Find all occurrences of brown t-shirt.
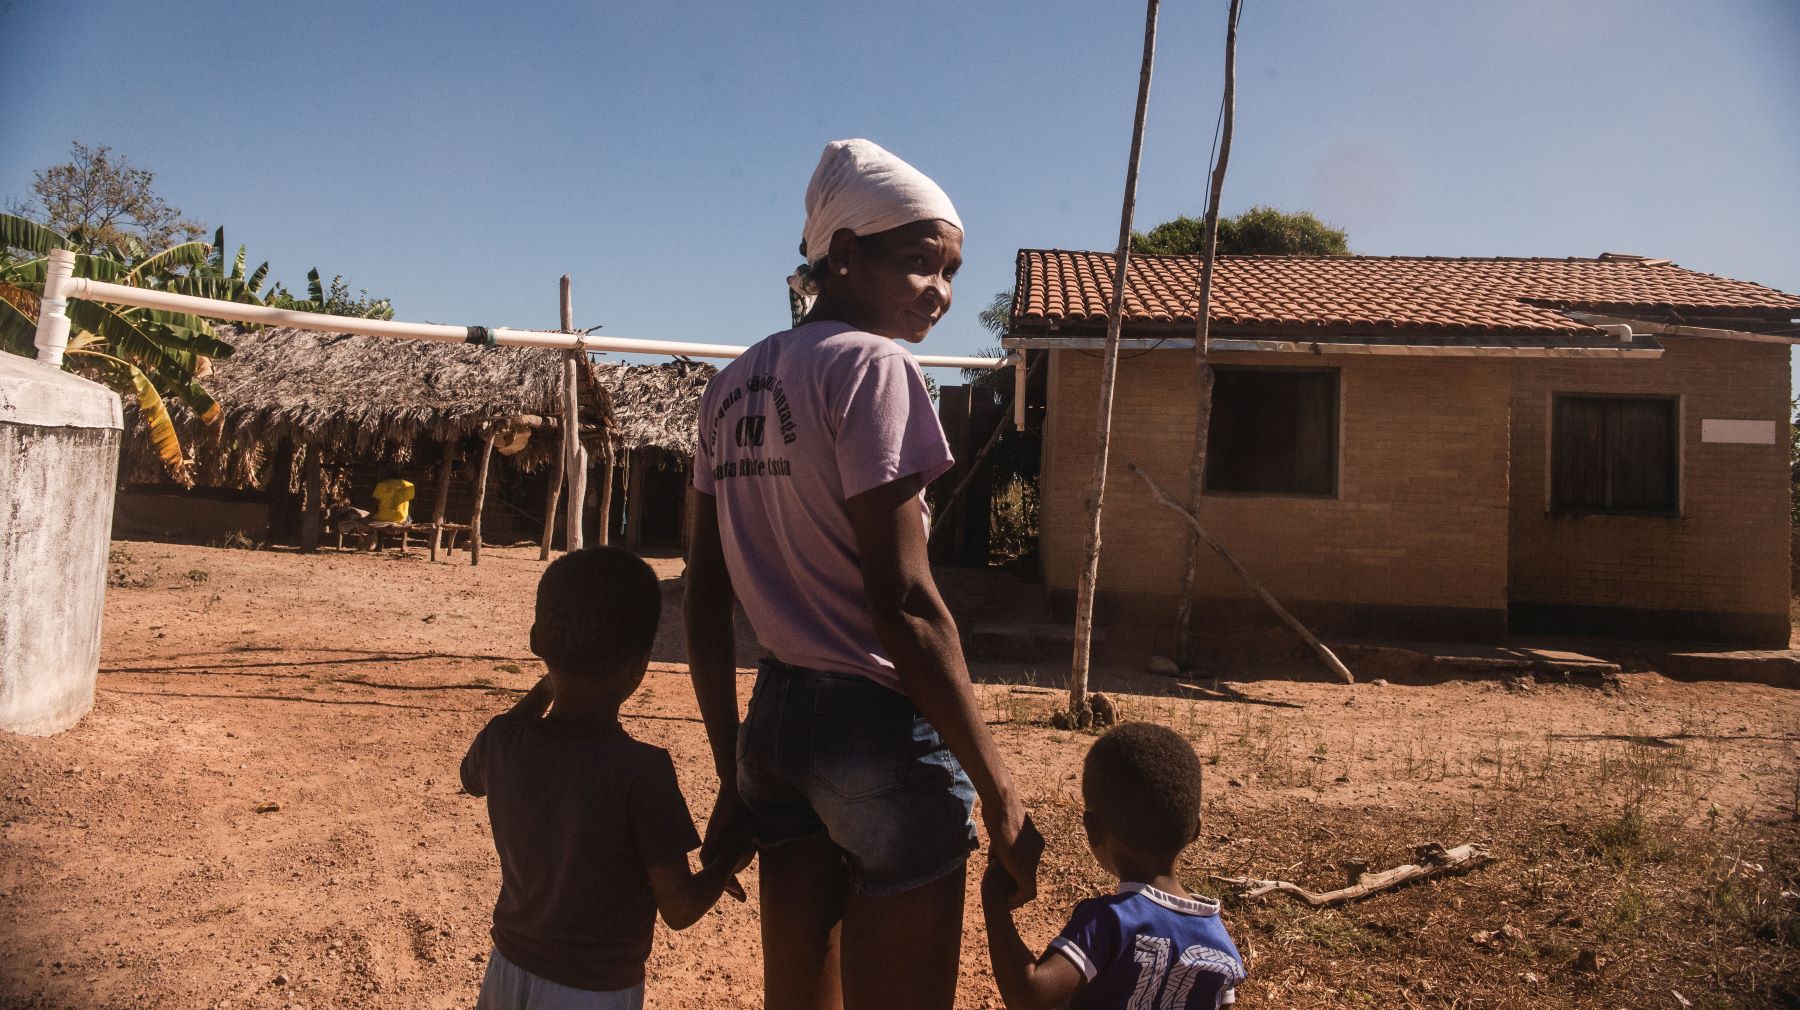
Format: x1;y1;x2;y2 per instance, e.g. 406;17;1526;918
460;712;700;992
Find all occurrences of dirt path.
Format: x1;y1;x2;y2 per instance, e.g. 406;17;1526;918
2;542;1795;1009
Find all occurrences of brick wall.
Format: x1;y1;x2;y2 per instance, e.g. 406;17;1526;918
1039;350;1513;636
1508;338;1790;643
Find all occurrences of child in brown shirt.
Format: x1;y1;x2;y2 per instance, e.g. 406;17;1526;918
461;547;747;1008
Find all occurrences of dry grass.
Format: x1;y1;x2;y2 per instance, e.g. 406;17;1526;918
989;682;1800;1009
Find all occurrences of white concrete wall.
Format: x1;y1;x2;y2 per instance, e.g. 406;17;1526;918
0;353;122;735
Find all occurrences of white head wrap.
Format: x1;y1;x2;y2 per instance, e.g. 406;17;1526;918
787;139;963;316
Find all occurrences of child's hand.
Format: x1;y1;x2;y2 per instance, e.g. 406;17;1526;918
980;859;1017;906
702;834;756;903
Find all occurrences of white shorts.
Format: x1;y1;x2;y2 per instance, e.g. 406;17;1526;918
476;948;645;1010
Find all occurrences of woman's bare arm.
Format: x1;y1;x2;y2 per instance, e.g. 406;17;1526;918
847;474;1043;905
682;492;755;860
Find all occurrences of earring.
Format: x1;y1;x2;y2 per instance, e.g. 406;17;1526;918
837;267;848;276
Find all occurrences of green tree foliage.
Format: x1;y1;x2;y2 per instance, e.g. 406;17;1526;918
4;145;397;482
267;269;394;320
1790;398;1799;524
12;142;206;256
1134;205;1350;257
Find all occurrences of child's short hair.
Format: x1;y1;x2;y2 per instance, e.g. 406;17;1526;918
1083;722;1205;855
532;547;660;675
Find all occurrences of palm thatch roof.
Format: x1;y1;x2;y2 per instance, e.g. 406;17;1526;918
594;359;713;458
123;326;713;486
196;326;609;456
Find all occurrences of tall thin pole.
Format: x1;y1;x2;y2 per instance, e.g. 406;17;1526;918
1175;0;1243;662
560;275;586;553
1069;0;1161;715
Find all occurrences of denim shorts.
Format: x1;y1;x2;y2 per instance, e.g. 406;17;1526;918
736;658;977;896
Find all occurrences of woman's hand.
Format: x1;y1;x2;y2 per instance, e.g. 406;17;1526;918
984;806;1044;908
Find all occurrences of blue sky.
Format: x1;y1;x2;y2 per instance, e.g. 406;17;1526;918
3;1;1796;380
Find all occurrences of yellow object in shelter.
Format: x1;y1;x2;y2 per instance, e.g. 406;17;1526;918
372;478;416;523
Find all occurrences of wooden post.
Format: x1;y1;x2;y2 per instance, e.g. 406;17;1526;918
624;449;647;550
1175;0;1243;664
469;430;496;566
265;443;297;544
539;430;566;560
682;463;698;553
1129;463;1353;684
595;439;616;546
429;444;455;562
560;275;585;553
300;444;324;553
1069;0;1160;716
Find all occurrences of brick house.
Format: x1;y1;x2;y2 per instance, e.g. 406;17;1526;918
1004;251;1800;647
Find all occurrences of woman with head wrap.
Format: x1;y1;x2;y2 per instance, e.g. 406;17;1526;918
685;139;1042;1009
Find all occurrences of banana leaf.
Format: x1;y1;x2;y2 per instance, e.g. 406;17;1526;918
127;240;212;281
68;349;194;486
68;299;196;376
0;213;70;255
0;288;39;357
7;253;129;284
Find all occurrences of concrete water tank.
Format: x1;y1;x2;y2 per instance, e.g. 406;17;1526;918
0;351;122;735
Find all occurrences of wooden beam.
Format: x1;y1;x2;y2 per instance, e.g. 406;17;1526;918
429;445;455;562
469;431;496;566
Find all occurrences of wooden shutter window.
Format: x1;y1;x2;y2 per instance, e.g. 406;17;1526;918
1550;396;1677;514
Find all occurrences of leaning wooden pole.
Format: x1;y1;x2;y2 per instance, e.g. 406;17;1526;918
538;431;567;560
560;275;586;553
1069;0;1160;716
469;430;496;567
1175;0;1243;664
1129;463;1354;684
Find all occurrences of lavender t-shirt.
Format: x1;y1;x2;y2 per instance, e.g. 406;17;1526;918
693;321;954;692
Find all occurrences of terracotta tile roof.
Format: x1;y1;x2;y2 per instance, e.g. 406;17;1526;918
1011;250;1800;338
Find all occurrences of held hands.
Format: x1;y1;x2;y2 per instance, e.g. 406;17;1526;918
983;805;1044;909
702;788;757;903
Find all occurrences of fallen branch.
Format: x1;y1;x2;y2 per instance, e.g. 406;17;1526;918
1213;842;1492;908
1128;462;1354;684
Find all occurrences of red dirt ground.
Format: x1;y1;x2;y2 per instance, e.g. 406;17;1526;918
2;541;1796;1009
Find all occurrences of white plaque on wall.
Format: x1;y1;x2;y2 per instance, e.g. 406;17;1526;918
1700;419;1778;444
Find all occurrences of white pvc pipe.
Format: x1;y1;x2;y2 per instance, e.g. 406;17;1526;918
33;249;76;367
60;276;1007;370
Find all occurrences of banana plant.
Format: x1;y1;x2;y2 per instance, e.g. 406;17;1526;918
0;212;249;485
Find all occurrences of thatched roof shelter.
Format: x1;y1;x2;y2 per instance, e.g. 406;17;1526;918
194;326;608;456
125;326;714;486
594;359;713;456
